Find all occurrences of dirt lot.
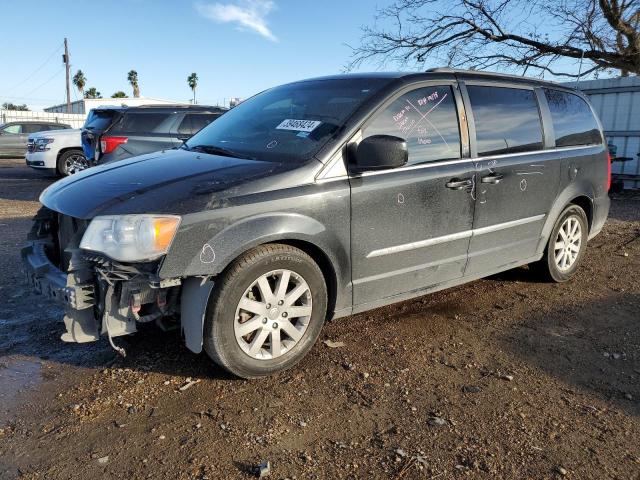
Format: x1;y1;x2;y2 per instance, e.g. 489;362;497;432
0;158;638;480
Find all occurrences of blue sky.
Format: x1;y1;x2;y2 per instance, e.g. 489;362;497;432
0;0;602;111
1;0;398;110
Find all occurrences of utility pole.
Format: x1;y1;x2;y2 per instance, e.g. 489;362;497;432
63;38;71;112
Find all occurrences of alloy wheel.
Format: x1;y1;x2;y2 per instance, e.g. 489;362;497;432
554;215;582;271
234;269;313;360
64;154;88;175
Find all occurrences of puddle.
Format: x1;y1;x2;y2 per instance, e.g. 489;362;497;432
0;357;43;421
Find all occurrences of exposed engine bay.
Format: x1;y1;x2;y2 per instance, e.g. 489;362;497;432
22;207;188;356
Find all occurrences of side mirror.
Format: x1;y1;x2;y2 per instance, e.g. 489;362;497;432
353;135;408;172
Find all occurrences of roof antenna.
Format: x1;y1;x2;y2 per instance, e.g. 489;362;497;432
575;50;585;90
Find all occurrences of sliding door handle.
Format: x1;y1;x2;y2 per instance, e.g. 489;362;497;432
481;173;504;184
445;178;473;190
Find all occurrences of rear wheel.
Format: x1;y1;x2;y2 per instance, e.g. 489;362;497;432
57;149;87;176
203;244;327;378
532;204;588;282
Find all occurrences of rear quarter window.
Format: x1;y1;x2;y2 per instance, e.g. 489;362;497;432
84;111;118;130
544;89;602;147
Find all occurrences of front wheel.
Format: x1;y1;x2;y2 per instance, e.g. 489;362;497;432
203;244;327;378
532;204;588;282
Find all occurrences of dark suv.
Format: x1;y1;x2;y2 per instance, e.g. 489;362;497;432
24;69;610;378
81;104;227;165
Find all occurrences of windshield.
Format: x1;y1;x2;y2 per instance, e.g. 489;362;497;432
184;78;389;163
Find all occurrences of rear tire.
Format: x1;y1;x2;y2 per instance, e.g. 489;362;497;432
531;204;588;282
56;149;87;177
203;244;327;379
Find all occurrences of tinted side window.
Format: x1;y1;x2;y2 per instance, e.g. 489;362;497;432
116;113;173;134
190;113;219;132
24;124;46;134
468;86;543;156
2;124;21;134
177;115;192;135
178;113;219;136
544;89;601;147
362;85;461;165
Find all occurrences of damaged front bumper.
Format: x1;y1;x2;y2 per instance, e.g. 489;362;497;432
22;239;101;343
21;211;184;355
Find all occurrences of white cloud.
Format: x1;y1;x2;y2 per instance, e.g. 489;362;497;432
196;0;278;42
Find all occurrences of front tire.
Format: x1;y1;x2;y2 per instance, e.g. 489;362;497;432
203;244;327;378
532;204;588;282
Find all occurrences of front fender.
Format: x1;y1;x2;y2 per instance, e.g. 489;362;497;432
160;210;350;298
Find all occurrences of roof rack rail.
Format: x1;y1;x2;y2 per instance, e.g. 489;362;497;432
135;104;226;109
425;67;554;83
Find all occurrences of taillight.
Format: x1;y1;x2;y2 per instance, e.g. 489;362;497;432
100;136;128;155
606;152;612;191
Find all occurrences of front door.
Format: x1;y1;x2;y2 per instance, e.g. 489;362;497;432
0;124;27;156
350;83;475;308
462;83;561;275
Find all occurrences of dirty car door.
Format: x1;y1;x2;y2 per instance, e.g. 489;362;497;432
462;83;560;275
349;83;475;308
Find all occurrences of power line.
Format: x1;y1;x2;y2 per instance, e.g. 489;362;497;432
20;67;65;99
4;42;64;95
0;94;64;103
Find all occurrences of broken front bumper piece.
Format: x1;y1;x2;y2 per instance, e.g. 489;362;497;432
22;240;100;343
22;239;182;355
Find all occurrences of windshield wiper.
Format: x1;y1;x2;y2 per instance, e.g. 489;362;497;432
186;144;253;160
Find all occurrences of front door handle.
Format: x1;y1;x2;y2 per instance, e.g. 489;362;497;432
481;173;504;184
445;178;473;190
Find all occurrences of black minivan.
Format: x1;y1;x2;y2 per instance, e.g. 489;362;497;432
24;69;610;378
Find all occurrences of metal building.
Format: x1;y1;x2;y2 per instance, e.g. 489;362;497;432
573;76;640;190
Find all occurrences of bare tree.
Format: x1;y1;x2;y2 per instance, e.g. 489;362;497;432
349;0;640;77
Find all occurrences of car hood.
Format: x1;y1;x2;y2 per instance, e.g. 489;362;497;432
29;128;81;139
40;148;316;219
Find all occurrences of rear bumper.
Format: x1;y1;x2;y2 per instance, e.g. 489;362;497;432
589;194;610;240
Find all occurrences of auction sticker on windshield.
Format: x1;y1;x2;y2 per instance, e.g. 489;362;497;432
276;119;322;133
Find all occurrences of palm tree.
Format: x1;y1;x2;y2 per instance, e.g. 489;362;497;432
111;91;127;98
187;72;198;104
127;70;140;98
72;70;86;97
84;87;102;99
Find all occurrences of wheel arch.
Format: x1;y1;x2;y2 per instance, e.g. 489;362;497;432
267;238;338;320
56;146;85;160
179;236;343;356
537;182;595;254
568;195;593;231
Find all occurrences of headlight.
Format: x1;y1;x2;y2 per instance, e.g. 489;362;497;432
35;137;54;151
80;215;181;262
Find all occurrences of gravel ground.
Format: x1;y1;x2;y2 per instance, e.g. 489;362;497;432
0;158;638;480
